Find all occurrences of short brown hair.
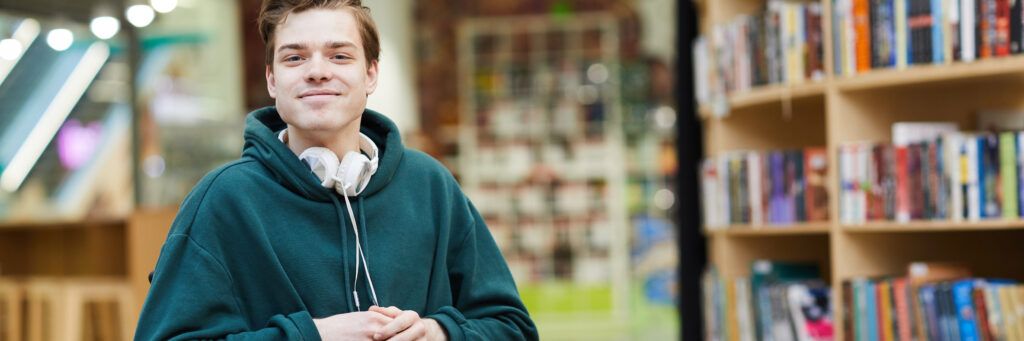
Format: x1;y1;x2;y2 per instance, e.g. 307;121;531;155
258;0;380;66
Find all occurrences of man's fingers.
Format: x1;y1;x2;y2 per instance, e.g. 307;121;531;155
370;305;402;318
386;320;426;341
374;310;419;340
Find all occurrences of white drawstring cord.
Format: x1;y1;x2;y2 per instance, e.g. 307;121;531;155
339;182;380;310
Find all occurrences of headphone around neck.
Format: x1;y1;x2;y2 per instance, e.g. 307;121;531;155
278;128;380;196
279;127;382;310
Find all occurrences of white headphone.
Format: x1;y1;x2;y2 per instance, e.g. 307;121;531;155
278;129;379;196
279;128;381;310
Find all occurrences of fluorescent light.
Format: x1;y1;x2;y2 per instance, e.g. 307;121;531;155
46;29;74;51
1;42;110;192
0;39;22;60
90;16;120;40
0;19;40;85
126;5;156;28
150;0;178;13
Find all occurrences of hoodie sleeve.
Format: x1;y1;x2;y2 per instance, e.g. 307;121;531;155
135;234;321;341
425;202;539;341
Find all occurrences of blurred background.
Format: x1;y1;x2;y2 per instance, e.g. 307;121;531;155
0;0;698;340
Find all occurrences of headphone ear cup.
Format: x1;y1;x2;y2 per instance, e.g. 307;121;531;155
336;152;370;196
298;147;340;189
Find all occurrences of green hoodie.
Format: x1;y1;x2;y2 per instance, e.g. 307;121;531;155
135;107;537;340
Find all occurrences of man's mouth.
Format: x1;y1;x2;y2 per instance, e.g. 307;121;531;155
298;89;340;98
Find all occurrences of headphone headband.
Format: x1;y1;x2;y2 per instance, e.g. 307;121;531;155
279;128;379;196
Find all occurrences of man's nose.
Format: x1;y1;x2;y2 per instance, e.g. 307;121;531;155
305;56;330;82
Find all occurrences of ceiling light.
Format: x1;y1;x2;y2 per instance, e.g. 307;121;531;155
150;0;178;13
0;39;23;60
127;5;156;27
46;28;74;51
90;16;120;40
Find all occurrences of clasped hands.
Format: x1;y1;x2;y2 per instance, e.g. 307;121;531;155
313;306;447;341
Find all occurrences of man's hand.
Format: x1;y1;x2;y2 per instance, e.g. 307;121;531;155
369;306;448;341
313;311;394;341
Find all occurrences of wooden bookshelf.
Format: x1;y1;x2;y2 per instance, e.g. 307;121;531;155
835;55;1024;91
842;219;1024;233
697;81;827;119
0;208;176;338
705;223;831;237
695;0;1024;340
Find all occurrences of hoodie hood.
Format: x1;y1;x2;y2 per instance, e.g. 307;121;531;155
242;106;404;201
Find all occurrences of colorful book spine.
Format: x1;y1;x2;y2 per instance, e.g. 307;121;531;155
855;0;873;72
1001;132;1019;218
932;0;946;63
953;279;982;341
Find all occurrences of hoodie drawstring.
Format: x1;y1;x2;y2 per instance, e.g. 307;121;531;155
329;195;357;312
356;196;379;305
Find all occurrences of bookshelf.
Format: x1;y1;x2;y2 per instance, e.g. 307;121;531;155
697;82;826;119
695;0;1024;339
0;208;176;333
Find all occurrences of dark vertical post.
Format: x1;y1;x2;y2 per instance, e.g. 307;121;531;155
675;1;705;340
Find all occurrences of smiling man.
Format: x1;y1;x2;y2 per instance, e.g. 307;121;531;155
134;1;537;340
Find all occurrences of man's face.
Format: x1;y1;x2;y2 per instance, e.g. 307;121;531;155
266;8;377;133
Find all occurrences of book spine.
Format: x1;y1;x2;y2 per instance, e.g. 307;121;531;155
867;280;881;341
1011;0;1022;53
836;0;846;75
921;284;942;340
749;152;764;225
1001;132;1019;218
964;0;978;61
998;0;1012;55
896;144;911;222
954;280;981;341
793;150;807;222
949;133;964;221
934;0;947;62
952;0;964;61
978;136;988;219
856;0;874;71
898;0;911;67
974;285;995;341
880;280;896;341
1018;131;1024;219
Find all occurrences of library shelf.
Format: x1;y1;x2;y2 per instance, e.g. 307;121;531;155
705;223;831;237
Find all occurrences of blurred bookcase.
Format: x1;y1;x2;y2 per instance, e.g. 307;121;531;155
0;4;243;338
694;0;1024;339
457;12;678;340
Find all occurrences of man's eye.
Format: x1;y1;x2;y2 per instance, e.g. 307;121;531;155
333;55;350;60
284;55;302;62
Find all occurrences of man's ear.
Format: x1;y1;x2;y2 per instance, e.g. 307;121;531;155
265;65;277;99
365;60;379;96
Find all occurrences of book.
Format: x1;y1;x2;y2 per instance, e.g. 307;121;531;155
879;279;896;341
805;147;830;222
788;282;835;341
893;278;916;341
1000;132;1019;218
953;279;982;341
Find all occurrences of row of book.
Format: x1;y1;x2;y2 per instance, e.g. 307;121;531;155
701;148;830;228
703;261;834;341
694;0;826;113
834;0;1024;76
842;263;1024;341
840;121;1024;223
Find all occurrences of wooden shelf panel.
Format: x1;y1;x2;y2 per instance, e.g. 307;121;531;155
833;230;1024;281
705;222;831;237
710;232;831;280
698;81;827;119
0;218;127;230
836;56;1024;92
842;219;1024;233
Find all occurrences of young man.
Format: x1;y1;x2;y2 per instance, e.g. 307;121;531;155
134;1;537;340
